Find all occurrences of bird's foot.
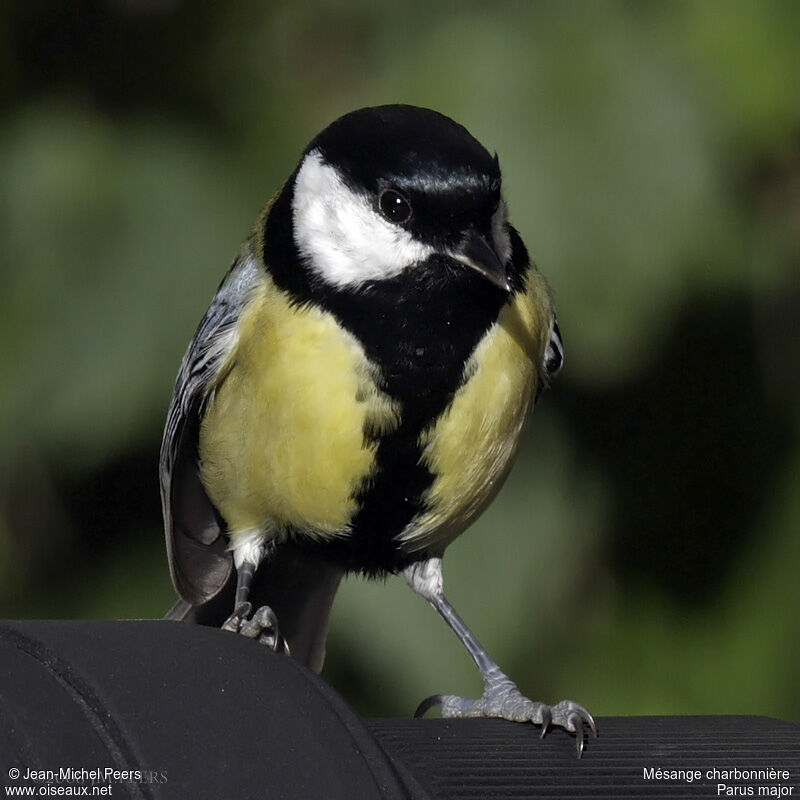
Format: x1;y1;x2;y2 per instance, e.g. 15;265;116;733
415;678;597;757
221;601;287;652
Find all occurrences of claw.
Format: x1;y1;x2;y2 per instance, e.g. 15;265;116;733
240;605;280;648
552;699;597;756
414;694;445;719
586;709;598;738
539;705;551;739
565;710;585;757
221;601;252;632
563;709;579;734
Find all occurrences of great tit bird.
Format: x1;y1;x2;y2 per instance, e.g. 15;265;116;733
161;105;595;754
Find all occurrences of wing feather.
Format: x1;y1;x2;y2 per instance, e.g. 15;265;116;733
160;254;262;605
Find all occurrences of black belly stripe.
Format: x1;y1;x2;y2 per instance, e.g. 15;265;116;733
302;262;508;574
264;188;531;574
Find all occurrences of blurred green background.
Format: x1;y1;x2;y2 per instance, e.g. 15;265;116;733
1;0;798;720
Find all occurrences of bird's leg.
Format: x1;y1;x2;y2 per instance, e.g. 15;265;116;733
403;557;596;757
221;559;258;632
221;543;283;651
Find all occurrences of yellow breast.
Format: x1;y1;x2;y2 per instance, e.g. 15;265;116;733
198;272;398;545
399;270;554;554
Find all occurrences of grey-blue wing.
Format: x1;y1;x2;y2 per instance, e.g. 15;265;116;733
160;255;262;605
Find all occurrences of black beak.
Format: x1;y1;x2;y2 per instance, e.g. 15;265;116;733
450;230;511;293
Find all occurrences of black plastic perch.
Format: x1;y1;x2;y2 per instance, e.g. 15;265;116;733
1;621;798;799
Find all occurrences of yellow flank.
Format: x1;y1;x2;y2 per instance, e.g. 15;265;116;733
401;268;555;554
198;269;398;545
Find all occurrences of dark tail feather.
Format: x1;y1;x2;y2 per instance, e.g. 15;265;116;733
163;541;342;673
164;598;192;621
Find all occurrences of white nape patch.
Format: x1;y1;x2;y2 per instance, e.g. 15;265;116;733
403;557;444;601
292;150;435;288
491;199;512;265
230;532;267;570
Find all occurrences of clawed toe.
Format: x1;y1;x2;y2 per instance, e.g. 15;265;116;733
221;601;252;632
414;694;445;719
222;603;283;650
413;685;597;757
569;711;587;757
542;699;597;757
551;699;597;756
539;705;551;739
240;605;280;649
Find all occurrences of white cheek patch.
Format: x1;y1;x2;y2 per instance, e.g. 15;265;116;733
491;199;512;265
292;150;435;288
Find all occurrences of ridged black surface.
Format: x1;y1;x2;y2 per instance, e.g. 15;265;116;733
2;620;797;799
367;716;800;799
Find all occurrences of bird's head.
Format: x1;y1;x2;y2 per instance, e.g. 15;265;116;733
272;105;514;295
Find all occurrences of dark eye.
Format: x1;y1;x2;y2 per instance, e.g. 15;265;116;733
379;189;412;224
